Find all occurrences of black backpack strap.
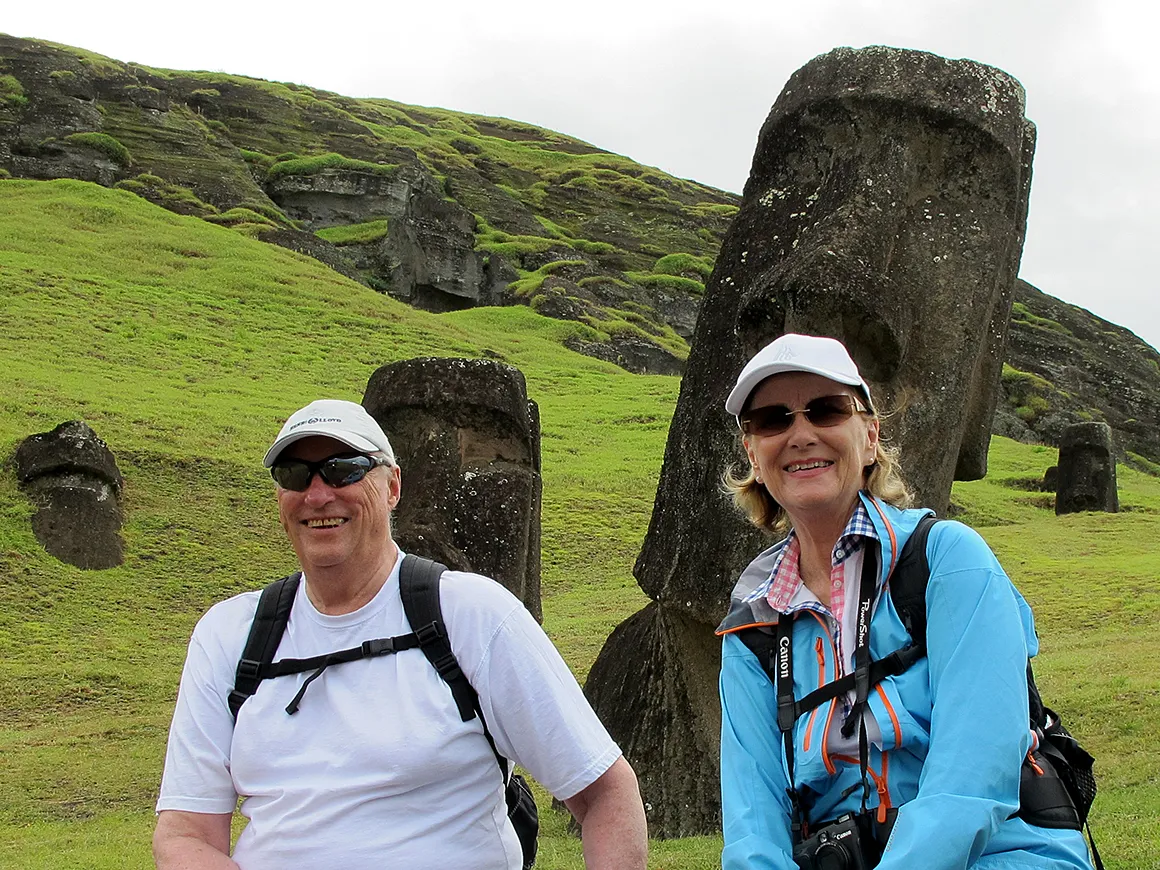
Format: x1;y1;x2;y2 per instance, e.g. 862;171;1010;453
399;555;513;774
887;513;939;648
398;554;479;723
229;572;301;722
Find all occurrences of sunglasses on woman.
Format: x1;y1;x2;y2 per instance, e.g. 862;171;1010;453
270;454;391;491
740;394;869;436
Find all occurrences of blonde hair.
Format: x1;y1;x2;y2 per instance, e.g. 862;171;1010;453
723;413;913;535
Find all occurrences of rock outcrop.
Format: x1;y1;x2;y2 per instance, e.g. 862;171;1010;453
586;46;1036;837
15;421;125;569
996;280;1160;464
362;357;543;619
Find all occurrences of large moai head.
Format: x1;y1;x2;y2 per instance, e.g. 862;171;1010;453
587;46;1037;837
362;357;542;619
636;45;1036;623
15;421;125;570
734;46;1035;495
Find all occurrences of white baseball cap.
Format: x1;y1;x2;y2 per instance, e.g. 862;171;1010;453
263;399;396;467
725;333;874;417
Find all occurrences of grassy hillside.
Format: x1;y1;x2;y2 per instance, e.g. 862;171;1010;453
0;32;740;371
5;33;1159;462
1;178;1156;868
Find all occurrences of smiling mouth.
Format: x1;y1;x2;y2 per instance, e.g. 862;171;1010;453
305;517;348;528
786;460;833;473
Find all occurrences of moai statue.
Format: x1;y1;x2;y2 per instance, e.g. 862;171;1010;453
15;421;125;569
1055;422;1118;515
586;45;1036;836
363;357;542;620
1042;465;1059;493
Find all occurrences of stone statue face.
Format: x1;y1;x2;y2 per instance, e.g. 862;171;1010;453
721;79;1032;508
635;47;1034;621
363;357;543;619
16;420;125;570
738;95;1017;368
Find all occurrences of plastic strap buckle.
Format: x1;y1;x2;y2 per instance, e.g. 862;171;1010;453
434;651;464;680
777;697;797;733
361;638;395;657
414;621;444;646
854;661;871;706
236;658;262;682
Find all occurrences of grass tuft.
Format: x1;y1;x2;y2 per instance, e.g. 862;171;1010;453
266;153;398;181
315;219;390;246
63;132;131;165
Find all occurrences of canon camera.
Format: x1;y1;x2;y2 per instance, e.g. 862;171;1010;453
792;813;882;870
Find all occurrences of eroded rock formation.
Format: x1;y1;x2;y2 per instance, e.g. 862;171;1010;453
1055;422;1118;515
267;163;500;311
362;357;542;619
15;421;125;569
586;45;1036;836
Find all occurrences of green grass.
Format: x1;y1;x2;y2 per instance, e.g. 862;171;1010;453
1011;301;1073;336
626;270;706;296
0;178;1153;868
315;218;390;246
652;252;714;280
61;132;131;166
0;72;26;108
266;152;398;180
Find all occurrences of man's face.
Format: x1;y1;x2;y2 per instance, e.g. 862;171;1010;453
275;436;400;575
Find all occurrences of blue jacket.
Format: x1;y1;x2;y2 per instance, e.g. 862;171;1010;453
717;494;1094;869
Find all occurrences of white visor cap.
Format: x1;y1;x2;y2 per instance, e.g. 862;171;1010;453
263;399;396;468
725;333;874;417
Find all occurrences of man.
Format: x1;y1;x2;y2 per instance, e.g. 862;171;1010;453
154;399;648;869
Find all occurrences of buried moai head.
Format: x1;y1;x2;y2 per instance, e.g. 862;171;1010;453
637;45;1036;622
15;421;125;570
730;46;1036;506
363;357;543;620
1055;422;1118;515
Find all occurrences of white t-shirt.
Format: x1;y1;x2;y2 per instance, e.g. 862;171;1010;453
157;553;621;870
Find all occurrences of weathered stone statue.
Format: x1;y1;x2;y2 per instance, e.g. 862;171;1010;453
1055;422;1118;515
15;421;125;569
586;45;1036;836
363;357;543;620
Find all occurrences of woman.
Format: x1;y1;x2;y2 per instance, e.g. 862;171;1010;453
716;333;1095;869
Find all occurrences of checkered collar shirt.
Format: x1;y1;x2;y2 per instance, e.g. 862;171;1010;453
743;500;880;637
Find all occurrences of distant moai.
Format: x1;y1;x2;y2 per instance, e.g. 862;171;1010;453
1042;465;1059;493
1055;422;1118;514
363;357;543;620
15;421;125;569
585;46;1036;836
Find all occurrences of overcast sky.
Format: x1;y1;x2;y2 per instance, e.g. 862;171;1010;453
6;0;1159;351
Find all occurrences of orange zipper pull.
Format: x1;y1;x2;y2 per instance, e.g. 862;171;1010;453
1027;751;1045;776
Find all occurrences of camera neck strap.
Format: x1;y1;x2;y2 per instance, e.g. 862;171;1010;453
775;543;880;830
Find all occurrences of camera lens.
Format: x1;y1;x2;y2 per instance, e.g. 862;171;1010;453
814;840;853;870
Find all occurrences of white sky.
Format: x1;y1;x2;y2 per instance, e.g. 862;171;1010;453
6;0;1159;351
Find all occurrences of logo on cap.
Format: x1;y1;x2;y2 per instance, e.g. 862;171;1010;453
287;416;342;432
772;344;798;362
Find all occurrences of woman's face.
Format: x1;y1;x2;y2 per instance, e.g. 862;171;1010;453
742;372;879;532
